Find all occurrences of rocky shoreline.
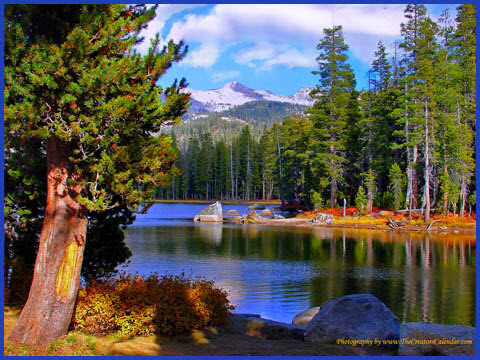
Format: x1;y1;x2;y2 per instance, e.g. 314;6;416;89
228;294;475;356
192;201;475;235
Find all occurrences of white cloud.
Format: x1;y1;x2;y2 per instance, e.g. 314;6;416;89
164;4;409;69
136;4;203;54
181;43;220;68
212;70;241;83
261;49;317;70
235;42;281;67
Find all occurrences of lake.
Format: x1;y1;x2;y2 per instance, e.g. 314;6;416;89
123;202;476;326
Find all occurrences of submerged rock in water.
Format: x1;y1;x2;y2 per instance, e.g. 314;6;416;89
193;201;223;222
248;203;265;210
304;294;400;349
292;307;320;327
398;322;475;356
225;209;239;216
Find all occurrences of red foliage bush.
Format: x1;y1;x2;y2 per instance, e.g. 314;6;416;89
320;207;358;216
71;273;234;337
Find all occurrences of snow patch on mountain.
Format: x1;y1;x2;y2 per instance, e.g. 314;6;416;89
184;81;315;112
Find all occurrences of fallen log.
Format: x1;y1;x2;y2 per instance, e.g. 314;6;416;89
426;219;442;231
387;218;409;229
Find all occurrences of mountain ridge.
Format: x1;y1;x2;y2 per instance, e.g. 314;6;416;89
184;81;315;112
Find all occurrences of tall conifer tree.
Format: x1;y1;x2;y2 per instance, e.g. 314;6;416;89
5;4;190;344
308;25;356;207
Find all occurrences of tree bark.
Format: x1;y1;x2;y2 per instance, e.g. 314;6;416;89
330;177;337;208
412;144;418;209
8;137;87;345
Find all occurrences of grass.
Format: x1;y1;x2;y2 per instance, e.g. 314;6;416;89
333;215;389;226
298;207;475;230
4;307;101;356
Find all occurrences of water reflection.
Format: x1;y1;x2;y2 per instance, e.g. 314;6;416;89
124;223;475;326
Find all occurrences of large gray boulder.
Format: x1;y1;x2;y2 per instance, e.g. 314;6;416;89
292;307;320;327
193;201;223;222
398;322;475;356
304;294;400;349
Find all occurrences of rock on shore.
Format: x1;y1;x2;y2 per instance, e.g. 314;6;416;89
294;295;475;356
193;201;223;222
248;203;265;210
398;322;475;356
292;307;320;327
228;314;304;340
304;294;400;349
259;209;273;217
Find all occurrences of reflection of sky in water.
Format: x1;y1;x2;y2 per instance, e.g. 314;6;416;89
122;203;476;325
132;203;273;225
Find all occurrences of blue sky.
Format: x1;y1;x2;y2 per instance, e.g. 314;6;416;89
136;4;460;96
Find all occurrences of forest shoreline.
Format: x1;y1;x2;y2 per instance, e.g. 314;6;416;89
231;217;476;236
149;200;476;236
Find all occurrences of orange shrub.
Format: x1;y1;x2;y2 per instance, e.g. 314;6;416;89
71;273;234;338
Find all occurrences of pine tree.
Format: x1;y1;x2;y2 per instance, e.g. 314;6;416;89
5;4;190;344
355;186;368;215
308;25;356;207
363;169;377;213
452;4;476;217
399;4;428;213
372;41;392;91
434;8;458;216
389;162;406;210
416;16;439;222
278;115;312;205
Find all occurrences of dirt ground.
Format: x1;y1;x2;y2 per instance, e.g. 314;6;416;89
4;307;393;356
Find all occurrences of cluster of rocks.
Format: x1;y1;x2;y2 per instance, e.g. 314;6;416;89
228;294;475;356
193;202;283;224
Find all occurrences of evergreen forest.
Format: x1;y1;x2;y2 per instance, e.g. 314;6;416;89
157;4;476;219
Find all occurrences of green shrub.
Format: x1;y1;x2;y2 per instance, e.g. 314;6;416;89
71;273;234;338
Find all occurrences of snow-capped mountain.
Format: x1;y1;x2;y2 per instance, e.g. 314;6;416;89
184;81;315;112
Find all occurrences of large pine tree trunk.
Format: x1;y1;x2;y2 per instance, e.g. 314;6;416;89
330;178;337;208
8;137;87;345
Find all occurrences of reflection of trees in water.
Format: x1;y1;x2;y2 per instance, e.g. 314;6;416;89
125;225;475;325
421;236;432;322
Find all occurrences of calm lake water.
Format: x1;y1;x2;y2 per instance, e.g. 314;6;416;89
124;203;476;326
